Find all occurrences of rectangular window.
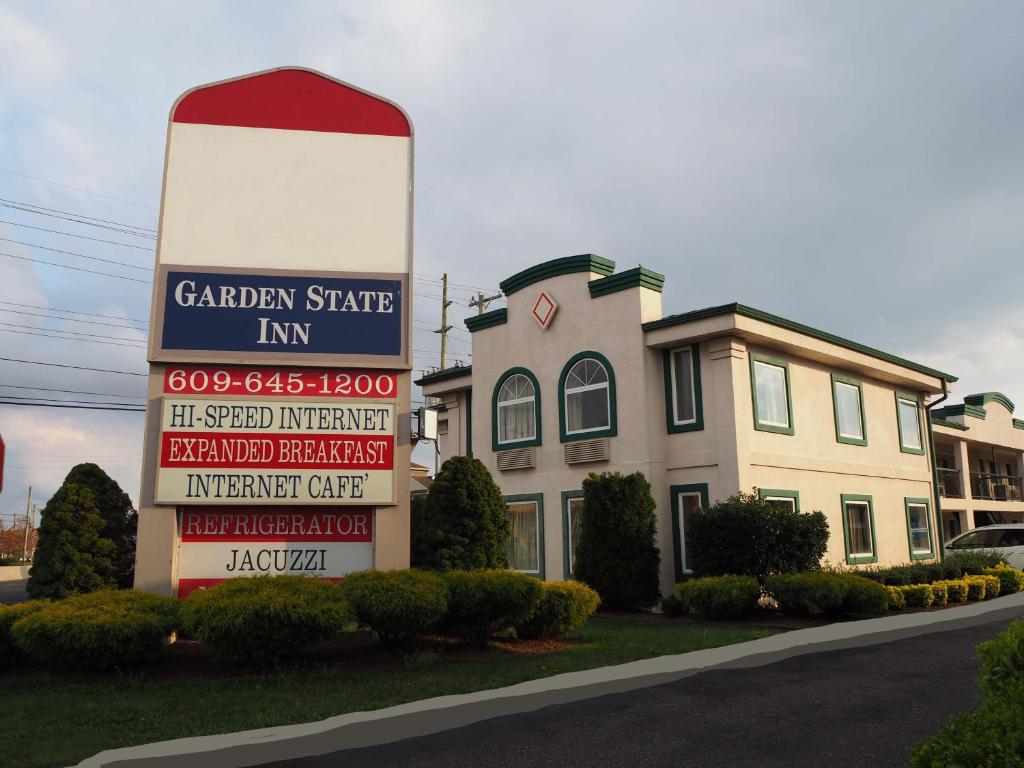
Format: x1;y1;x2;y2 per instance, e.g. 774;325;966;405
842;494;877;564
672;348;696;423
759;488;800;512
896;394;924;454
905;498;933;560
750;353;793;435
563;494;585;578
832;375;866;446
507;500;541;575
677;492;703;573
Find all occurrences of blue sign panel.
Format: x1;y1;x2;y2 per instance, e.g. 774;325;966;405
161;271;403;356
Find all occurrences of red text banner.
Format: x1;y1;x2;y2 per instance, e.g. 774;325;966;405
164;366;398;399
160;432;393;469
181;508;372;542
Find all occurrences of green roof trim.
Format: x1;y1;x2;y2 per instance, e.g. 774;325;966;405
933;403;987;420
1014;419;1024;431
930;416;969;431
641;302;958;383
589;267;665;298
499;254;615;296
964;392;1015;413
414;365;472;387
465;308;507;333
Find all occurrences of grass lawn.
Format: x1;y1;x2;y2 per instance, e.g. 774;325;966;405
0;615;774;768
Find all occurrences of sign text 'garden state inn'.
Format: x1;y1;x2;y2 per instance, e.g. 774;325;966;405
176;508;373;597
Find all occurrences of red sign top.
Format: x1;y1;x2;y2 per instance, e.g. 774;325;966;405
172;68;412;137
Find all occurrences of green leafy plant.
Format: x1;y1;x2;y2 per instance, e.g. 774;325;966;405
181;576;350;666
516;581;601;639
934;579;968;603
930;583;948;606
674;575;761;619
765;573;887;617
11;590;178;670
411;456;511;572
982;565;1022;596
340;569;448;646
0;600;49;666
443;570;541;647
899;584;934;608
688;491;828;582
885;586;905;611
573;471;660;610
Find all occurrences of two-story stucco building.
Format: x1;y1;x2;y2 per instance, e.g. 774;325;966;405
418;254;958;595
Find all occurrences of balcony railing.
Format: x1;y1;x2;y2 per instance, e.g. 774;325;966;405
937;467;963;498
970;473;1024;501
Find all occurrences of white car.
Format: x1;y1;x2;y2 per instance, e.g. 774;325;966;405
944;523;1024;569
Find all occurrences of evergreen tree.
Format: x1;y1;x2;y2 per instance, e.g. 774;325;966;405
58;463;138;588
413;456;511;571
574;471;661;610
27;483;116;599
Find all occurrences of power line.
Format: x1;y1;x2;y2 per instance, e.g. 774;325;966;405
0;251;151;283
0;218;154;251
0;400;145;412
0;199;157;239
0;357;147;376
0;394;146;407
0;168;159;211
0;383;144;399
0;236;152;272
0;327;147;349
0;300;149;325
0;321;146;344
0;307;147;331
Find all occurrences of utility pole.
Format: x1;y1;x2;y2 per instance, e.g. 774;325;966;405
433;273;453;370
21;486;31;562
469;290;503;315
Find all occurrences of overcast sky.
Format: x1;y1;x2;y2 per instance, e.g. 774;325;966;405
1;1;1023;517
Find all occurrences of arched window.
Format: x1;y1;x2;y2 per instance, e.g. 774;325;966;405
559;352;617;441
492;368;541;449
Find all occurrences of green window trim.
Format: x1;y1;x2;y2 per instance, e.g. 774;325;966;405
491;367;542;452
504;493;545;579
466;390;473;458
840;493;878;565
561;490;585;579
670;483;709;582
757;488;800;511
904;497;935;561
663;345;704;434
749;351;794;436
558;350;618;442
896;392;925;455
831;373;867;447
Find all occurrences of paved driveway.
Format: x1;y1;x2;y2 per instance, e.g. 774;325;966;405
0;579;27;604
270;618;1015;768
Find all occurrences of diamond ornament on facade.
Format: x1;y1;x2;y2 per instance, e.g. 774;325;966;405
531;291;558;329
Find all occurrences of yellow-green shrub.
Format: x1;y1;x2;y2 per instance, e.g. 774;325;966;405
11;591;179;670
935;579;968;603
900;584;933;608
983;565;1024;596
885;586;906;611
443;570;542;647
930;583;949;606
674;575;761;619
517;581;601;639
0;601;49;667
963;576;987;600
340;569;447;646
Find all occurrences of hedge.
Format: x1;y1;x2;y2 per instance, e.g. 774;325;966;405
900;584;933;608
0;600;49;667
934;579;968;603
983;565;1024;596
674;575;761;619
516;581;600;639
10;590;179;670
181;576;350;666
858;551;1004;587
444;570;542;647
765;573;887;617
340;569;448;646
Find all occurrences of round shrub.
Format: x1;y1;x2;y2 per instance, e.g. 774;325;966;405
0;600;49;667
983;566;1024;596
444;570;542;647
340;569;447;646
765;574;844;616
930;583;949;607
11;590;179;670
517;581;601;639
885;586;905;611
981;574;1002;599
900;584;934;608
935;579;968;603
675;575;761;619
908;695;1024;768
978;620;1024;699
963;576;987;601
182;576;349;666
840;576;889;617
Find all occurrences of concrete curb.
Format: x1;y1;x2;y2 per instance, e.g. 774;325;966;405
79;592;1024;768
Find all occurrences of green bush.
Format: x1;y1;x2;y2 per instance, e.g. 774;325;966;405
984;565;1024;596
963;576;987;601
574;472;660;610
0;601;49;667
675;575;761;619
908;695;1024;768
688;491;828;581
340;569;448;646
935;579;968;603
660;593;684;616
182;576;350;666
412;456;510;571
930;583;948;606
978;620;1024;699
517;581;601;639
885;586;905;611
900;584;934;608
11;591;179;670
443;570;541;647
858;552;1005;588
766;573;886;617
841;577;890;616
946;550;1006;574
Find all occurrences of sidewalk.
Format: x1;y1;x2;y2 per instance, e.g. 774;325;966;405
80;592;1024;768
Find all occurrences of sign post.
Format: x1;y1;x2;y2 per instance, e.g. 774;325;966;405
134;68;414;595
